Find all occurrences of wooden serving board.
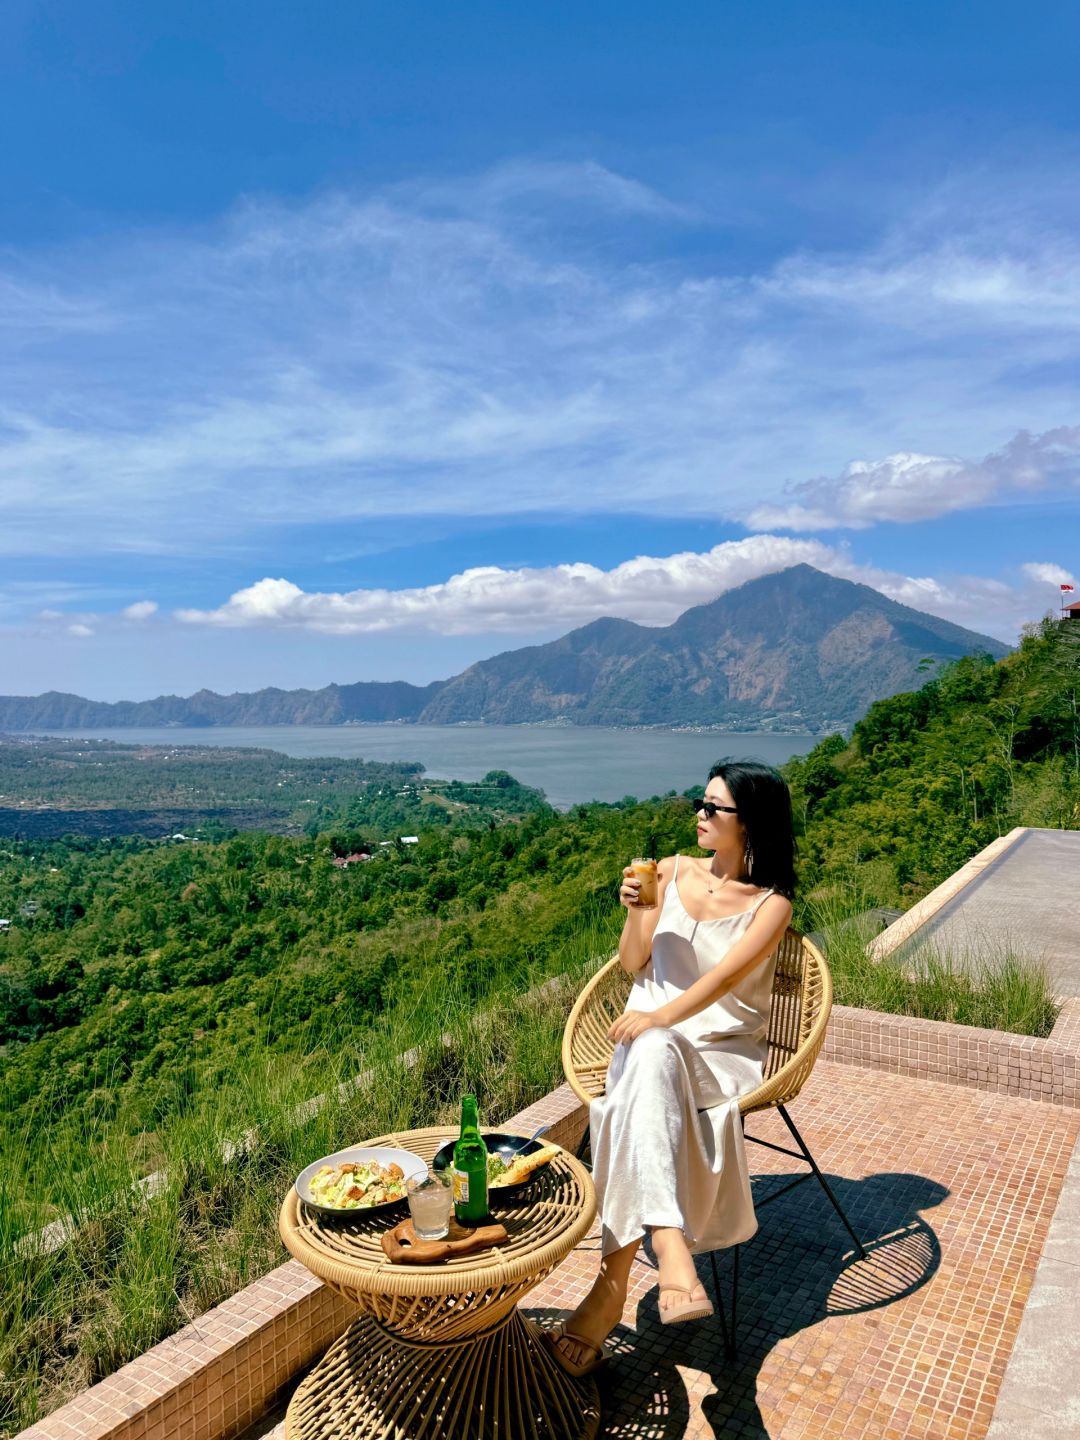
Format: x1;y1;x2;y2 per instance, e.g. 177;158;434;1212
380;1216;509;1265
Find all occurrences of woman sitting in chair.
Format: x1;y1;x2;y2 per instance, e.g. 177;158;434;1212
544;759;796;1378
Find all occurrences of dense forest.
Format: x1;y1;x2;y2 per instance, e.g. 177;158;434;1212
0;736;547;838
786;618;1080;898
1;619;1076;1181
0;800;688;1186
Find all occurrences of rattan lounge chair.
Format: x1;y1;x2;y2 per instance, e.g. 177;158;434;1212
561;927;865;1355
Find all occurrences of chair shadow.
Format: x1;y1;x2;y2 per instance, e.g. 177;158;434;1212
536;1170;949;1439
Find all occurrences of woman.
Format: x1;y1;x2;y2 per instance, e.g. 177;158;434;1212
544;759;796;1378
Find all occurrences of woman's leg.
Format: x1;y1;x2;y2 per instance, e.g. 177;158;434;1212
550;1236;640;1368
650;1225;709;1312
550;1222;707;1369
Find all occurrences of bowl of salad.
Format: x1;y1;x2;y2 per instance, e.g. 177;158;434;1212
295;1145;428;1218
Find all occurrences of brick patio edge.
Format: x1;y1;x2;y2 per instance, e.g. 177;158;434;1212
825;997;1080;1107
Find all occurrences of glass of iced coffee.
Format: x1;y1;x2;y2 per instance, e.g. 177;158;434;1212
629;856;658;908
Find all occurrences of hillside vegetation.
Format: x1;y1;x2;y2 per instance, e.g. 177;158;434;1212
785;618;1079;902
0;801;676;1173
0;621;1075;1433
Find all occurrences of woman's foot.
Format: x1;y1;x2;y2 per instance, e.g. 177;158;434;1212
657;1283;714;1325
650;1227;712;1321
545;1278;625;1376
540;1322;606;1378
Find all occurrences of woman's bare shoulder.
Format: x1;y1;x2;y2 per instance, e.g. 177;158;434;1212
756;891;793;925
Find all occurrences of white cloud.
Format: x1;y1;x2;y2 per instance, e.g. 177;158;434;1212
1022;561;1076;587
403;158;696;221
67;623;94;638
174;537;1057;644
763;242;1080;329
122;600;159;620
746;426;1080;531
0;274;115;337
177;537;840;633
760;163;1080;331
1;160;1078;563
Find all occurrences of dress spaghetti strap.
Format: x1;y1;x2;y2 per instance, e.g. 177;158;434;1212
746;886;775;917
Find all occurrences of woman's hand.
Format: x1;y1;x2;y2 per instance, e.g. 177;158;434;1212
616;855;669;975
616;865;640;909
608;1007;668;1045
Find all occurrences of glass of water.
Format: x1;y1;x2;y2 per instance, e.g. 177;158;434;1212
407;1172;453;1240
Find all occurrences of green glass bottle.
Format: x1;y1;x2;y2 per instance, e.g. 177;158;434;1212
452;1094;489;1226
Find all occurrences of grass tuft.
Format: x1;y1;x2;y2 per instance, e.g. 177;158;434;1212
801;886;1060;1038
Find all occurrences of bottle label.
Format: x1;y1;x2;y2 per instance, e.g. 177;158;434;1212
451;1167;469;1205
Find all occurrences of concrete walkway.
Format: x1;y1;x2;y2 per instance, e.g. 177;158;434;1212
879;828;1080;997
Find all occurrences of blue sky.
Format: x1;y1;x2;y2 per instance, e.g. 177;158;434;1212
2;0;1078;699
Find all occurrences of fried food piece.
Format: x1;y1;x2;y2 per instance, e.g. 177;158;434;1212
489;1143;562;1188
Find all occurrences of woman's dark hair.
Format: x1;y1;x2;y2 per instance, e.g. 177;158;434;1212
707;758;797;899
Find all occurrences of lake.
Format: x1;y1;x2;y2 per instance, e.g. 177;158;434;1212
38;725;818;809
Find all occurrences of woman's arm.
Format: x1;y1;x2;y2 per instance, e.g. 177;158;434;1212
609;892;792;1043
616;855;675;974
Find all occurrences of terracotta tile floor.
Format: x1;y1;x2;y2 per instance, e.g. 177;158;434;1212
258;1060;1078;1439
521;1060;1080;1440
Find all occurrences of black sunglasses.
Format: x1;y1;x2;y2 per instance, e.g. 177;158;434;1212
696;800;738;818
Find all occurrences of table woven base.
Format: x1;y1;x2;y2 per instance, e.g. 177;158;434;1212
286;1308;600;1440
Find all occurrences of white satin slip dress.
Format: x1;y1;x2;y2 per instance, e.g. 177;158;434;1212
589;855;777;1256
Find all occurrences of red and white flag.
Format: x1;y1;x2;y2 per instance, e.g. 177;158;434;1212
1062;583;1076;592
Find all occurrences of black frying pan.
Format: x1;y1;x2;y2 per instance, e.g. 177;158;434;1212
430;1130;553;1190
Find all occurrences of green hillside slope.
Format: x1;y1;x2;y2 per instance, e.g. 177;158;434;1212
0;620;1076;1435
785;618;1079;902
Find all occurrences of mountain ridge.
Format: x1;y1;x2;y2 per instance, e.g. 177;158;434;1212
2;566;1010;734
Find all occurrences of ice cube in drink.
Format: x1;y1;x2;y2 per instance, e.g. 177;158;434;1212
407;1173;452;1240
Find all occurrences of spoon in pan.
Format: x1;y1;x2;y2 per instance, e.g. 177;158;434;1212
499;1123;550;1156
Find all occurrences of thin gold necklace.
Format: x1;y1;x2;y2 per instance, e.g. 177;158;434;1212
705;866;732;896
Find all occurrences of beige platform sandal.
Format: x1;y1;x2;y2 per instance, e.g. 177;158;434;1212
658;1283;715;1325
539;1321;608;1377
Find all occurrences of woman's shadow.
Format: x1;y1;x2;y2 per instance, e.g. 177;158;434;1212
535;1170;949;1439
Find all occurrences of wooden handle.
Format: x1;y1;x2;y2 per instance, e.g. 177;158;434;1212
380;1217;509;1265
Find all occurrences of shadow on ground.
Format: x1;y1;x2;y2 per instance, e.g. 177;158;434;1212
534;1170;949;1439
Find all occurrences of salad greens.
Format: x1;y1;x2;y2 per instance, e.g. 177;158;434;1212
308;1160;406;1209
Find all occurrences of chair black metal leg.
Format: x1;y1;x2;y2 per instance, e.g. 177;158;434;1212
704;1106;865;1365
730;1245;740;1356
708;1250;736;1360
705;1249;743;1359
775;1104;867;1259
574;1125;592;1166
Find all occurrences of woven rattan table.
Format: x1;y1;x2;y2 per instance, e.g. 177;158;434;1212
279;1126;600;1440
